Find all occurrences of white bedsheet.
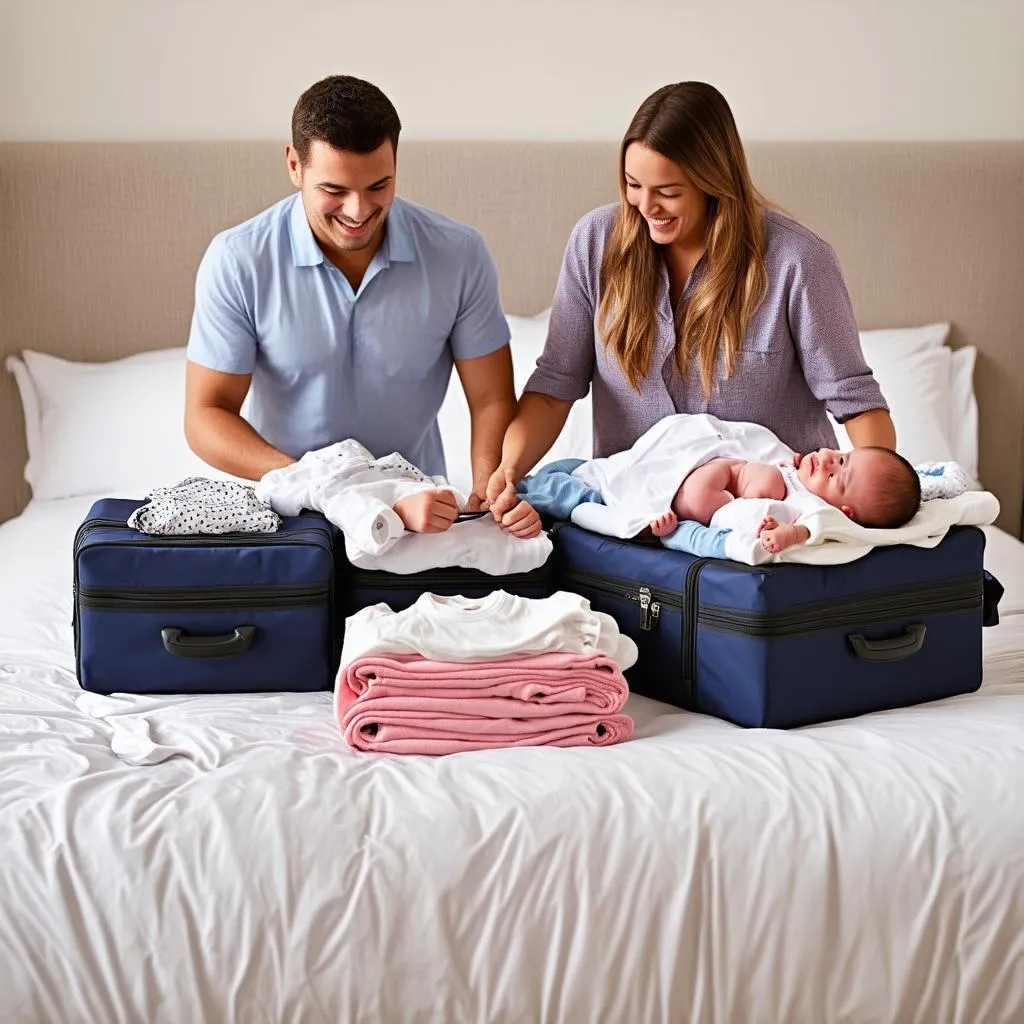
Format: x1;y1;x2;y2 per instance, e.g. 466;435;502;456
1;497;1023;1023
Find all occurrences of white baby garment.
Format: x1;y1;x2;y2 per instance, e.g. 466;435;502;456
258;440;551;574
127;478;281;535
340;591;639;670
569;413;796;539
347;514;552;575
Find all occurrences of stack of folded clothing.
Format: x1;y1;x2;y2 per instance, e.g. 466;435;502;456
335;591;638;755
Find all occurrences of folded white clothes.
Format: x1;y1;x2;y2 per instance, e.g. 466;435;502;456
340;591;639;671
257;440;551;575
127;477;281;535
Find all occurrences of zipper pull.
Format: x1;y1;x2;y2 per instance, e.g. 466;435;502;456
639;587;653;631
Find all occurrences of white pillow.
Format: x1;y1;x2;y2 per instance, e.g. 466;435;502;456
829;323;957;468
9;347;231;501
948;345;980;487
438;309;593;495
858;321;951;354
507;311;593;468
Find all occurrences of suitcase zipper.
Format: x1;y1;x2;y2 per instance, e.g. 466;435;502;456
74;517;333;554
697;573;982;636
557;568;684;631
77;582;330;611
345;567;553;590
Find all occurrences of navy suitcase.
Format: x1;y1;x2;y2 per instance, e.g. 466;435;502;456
552;523;1001;728
73;498;336;694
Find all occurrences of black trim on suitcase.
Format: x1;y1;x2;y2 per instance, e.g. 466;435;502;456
77;583;330;610
345;566;554;591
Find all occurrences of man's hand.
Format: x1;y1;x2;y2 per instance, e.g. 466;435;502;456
393;489;459;534
466;484;489;512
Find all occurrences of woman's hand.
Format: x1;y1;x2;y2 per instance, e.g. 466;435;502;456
485;467;520;520
500;499;543;540
481;468;542;538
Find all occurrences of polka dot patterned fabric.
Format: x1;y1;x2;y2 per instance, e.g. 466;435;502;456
127;477;282;535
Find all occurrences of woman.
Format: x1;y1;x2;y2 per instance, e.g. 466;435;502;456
487;81;894;526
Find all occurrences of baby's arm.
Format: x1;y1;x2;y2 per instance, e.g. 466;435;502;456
736;462;787;502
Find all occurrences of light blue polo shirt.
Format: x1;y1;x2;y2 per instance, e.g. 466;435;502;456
186;193;510;476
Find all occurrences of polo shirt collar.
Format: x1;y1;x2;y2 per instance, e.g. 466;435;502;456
289;193;325;268
383;197;416;264
288;192;416;268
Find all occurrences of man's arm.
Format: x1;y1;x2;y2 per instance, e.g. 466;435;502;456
454;345;517;508
184;362;295;480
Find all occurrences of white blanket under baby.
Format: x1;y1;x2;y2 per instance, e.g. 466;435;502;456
569;413;1000;566
257;440;552;574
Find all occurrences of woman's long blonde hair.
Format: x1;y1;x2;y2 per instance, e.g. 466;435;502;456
598;82;770;395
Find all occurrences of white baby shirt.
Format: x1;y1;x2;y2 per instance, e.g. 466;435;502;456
257;440;551;574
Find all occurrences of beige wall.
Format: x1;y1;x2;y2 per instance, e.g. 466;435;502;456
1;0;1022;142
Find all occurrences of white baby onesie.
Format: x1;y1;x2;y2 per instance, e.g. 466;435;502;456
708;463;831;534
340;591;639;670
257;440;551;574
127;478;281;535
256;440;437;551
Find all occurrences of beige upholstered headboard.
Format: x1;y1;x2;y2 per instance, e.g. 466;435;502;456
2;141;1023;533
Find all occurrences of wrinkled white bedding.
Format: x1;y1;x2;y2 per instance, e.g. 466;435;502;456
1;497;1023;1023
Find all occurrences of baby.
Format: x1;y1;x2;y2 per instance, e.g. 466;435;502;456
650;446;922;553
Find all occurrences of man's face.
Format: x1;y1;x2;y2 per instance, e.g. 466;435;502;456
287;139;396;257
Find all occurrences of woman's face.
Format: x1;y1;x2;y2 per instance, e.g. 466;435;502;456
623;142;708;249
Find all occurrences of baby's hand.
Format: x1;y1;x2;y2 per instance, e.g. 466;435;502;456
759;521;808;554
650;510;678;537
757;514;779;536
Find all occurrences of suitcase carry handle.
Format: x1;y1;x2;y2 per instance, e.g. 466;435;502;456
160;626;256;658
847;623;926;663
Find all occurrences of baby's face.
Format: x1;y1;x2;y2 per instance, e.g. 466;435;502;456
797;447;889;520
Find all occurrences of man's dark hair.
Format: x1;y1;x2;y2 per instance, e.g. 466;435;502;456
291;75;401;164
859;447;922;529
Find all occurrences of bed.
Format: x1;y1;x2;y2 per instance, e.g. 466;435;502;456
1;142;1024;1023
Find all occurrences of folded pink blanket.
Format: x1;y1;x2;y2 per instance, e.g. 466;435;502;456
336;651;633;755
337;651;629;715
342;705;634;755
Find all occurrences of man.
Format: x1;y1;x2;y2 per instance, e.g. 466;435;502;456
185;75;535;534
